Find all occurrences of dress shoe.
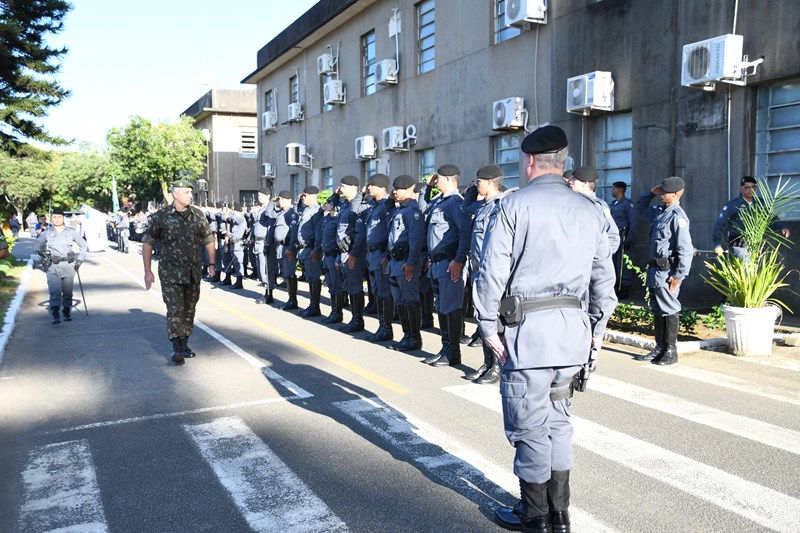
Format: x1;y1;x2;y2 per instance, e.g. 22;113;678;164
494;505;551;533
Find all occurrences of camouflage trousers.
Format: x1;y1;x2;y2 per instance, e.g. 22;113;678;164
161;282;201;339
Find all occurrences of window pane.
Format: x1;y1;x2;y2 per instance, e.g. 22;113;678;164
769;81;800;106
766;151;800;175
770;103;800;129
596;113;633;198
604;150;632;169
770;127;800;152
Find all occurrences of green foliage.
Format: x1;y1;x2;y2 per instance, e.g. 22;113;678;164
51;148;113;210
623;253;649;301
701;305;726;329
0;151;54;214
0;0;72;154
317;190;332;205
611;302;653;329
679;310;699;335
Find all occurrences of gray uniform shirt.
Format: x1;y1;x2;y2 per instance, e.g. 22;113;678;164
36;226;88;264
635;192;694;286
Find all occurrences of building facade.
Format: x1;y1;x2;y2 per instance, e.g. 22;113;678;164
242;0;800;309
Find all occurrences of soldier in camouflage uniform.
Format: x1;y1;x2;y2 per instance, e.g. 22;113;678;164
143;179;216;365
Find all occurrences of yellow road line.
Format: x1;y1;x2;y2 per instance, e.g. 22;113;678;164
206;295;410;394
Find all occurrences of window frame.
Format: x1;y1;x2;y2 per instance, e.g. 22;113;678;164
595;113;633;204
417;0;435;75
494;0;521;44
362;30;377;96
493;133;521;189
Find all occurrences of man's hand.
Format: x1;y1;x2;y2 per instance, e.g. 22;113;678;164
346;254;356;269
401;263;414;282
484;334;508;365
144;271;155;291
74;260;82;272
447;260;463;283
310;250;319;263
713;245;724;256
667;276;682;293
651;185;663;195
380;256;389;275
207;264;216;279
285;249;295;261
781;228;791;239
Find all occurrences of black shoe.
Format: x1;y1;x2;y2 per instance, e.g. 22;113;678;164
50;306;60;324
394;335;422;352
299;305;321;318
181;337;196;358
474;365;500;384
366;326;394;342
171;338;185;365
62;307;72;322
465;364;488;381
231;276;244;289
256;290;274;304
431;351;461;367
494;505;551;533
423;346;447;364
636;315;666;361
281;299;298;311
339;318;365;333
654;314;679;366
219;274;232;286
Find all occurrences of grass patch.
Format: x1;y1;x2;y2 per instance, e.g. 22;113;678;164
0;255;25;325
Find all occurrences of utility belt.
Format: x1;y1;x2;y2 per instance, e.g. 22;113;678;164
368;243;387;253
499;295;586;327
254;237;266;242
50;251;75;264
324;249;339;258
389;242;409;261
649;256;677;271
430;243;458;263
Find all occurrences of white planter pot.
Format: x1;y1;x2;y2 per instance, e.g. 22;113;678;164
721;304;780;356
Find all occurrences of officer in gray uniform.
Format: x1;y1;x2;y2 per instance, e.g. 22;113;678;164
318;198;346;324
634;177;694;366
609;181;638;299
419;164;472;367
116;209;131;253
252;188;275;303
335;175;369;333
273;191;299;309
567;166;621;254
214;203;229;283
363;174;395;342
223;202;247;289
36;207;89;324
292;186;323;317
386;175;425;351
473;126;617;533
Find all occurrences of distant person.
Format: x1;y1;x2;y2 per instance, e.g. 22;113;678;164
9;214;21;238
26;211;37;237
34;214;49;236
609;181;638;299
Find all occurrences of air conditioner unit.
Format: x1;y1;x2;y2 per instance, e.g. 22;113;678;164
505;0;547;27
376;59;398;85
262;111;277;132
566;71;614;114
382;126;405;151
262;162;275;178
355;135;377;160
287;103;303;122
317;53;335;75
286;143;306;166
681;34;743;87
492;97;525;130
323;79;345;105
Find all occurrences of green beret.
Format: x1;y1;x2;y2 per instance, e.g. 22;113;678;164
171;179;194;190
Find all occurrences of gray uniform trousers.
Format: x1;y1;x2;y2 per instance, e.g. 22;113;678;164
253;239;268;284
46;262;76;308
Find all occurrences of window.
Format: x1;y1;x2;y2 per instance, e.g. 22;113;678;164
291;174;301;200
595;113;633;203
362;30;377;96
239;127;257;157
417;0;435;74
290;75;299;104
321;73;335;112
494;0;521;44
265;89;275;112
493;133;521;189
418;148;435;179
322;167;334;191
756;80;800;220
362;160;378;183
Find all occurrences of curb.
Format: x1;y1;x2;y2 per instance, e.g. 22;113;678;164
604;329;728;354
0;257;34;364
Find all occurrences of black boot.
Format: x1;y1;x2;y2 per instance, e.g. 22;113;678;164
300;281;322;317
366;296;394;342
420;289;435;329
655;314;679;366
231;276;244;289
281;277;298;310
473;342;500;384
635;314;665;361
171;337;185;365
256;288;274;304
209;271;221;282
181;336;196;358
340;292;365;333
219;272;232;286
364;295;378;315
432;310;463;366
423;313;449;364
389;305;410;350
323;292;345;324
547;471;570;533
50;306;60;324
395;303;422;351
62;306;72;322
495;479;551;533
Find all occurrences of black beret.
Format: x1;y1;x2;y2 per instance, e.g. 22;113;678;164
521;125;568;155
368;173;390;188
52;207;65;215
612;181;627;189
171;178;194;190
393;174;416;190
303;185;320;195
258;187;272;195
572;166;599;183
660;176;685;193
341;175;359;187
437;164;460;177
741;176;757;186
278;190;292;200
477;164;504;180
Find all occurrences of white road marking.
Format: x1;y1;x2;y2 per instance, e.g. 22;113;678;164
0;258;33;364
184;416;348;533
446;383;800;533
18;439;108;533
335;395;617;533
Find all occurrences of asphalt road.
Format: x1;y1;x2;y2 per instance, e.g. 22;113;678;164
1;238;799;532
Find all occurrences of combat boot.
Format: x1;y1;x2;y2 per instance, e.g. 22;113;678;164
323;292;344;324
368;296;395;342
432;310;463;366
281;277;298;310
256;288;274;304
364;294;378;315
635;315;665;361
473;344;500;384
181;336;196;358
300;281;322;317
655;314;679;366
50;306;61;324
231;276;244;289
171;338;185;365
420;289;435;330
547;471;571;533
389;305;410;349
423;313;450;364
495;479;551;533
219;273;232;286
340;292;365;333
62;306;72;322
395;303;423;352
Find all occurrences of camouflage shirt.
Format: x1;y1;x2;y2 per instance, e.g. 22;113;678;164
0;234;7;251
143;204;213;284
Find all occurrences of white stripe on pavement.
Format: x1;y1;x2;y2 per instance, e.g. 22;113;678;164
18;439;108;533
184;416;348;533
335;396;617;533
445;383;800;533
589;375;800;455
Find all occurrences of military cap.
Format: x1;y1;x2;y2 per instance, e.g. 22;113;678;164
612;181;627;190
437;164;460;177
393;174;416;190
572;166;599;183
477;164;504;180
660;176;685;193
51;207;65;215
368;173;390;188
278;190;292;200
171;178;194;189
303;185;320;195
258;187;272;195
521;125;568;155
341;175;360;187
741;176;757;186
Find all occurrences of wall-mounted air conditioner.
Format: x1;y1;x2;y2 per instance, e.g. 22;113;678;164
376;59;398;85
505;0;547;27
317;53;335;75
355;135;377;160
286;143;306;166
492;97;525;130
262;162;275;178
681;34;743;87
566;71;614;114
262;111;277;132
287;103;303;122
382;126;405;151
323;79;345;105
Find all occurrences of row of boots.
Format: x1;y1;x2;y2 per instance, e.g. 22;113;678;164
50;306;71;324
495;471;571;533
635;313;679;365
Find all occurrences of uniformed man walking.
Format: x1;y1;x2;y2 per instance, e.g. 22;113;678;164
116;209;131;253
142;179;216;364
473;126;617;533
36;207;88;324
634;177;694;366
609;181;638;299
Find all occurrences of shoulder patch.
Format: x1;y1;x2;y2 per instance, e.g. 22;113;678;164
487;214;497;234
678;217;687;228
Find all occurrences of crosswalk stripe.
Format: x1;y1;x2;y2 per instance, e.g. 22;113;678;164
589;375;800;455
445;383;800;533
18;439;108;533
184;416;348;533
334;396;618;533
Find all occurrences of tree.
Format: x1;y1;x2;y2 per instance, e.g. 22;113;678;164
0;149;53;218
107;115;207;205
0;0;72;155
51;146;112;210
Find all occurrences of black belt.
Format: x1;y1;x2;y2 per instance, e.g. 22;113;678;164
254;237;265;242
430;253;455;263
324;249;338;257
368;244;387;253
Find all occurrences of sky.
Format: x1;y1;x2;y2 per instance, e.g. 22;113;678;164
41;0;319;149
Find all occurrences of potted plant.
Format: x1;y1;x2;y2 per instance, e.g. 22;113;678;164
702;177;798;356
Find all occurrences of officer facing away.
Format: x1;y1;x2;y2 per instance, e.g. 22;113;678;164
36;207;88;324
473;125;617;533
